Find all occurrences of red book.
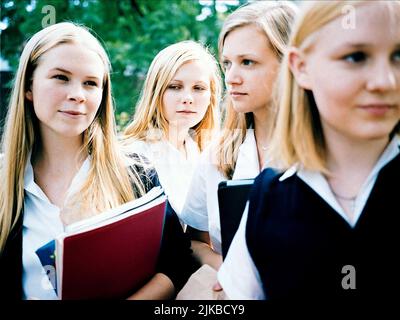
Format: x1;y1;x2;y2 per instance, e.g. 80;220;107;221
54;187;166;299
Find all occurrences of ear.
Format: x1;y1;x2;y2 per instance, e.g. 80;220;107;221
288;47;312;90
25;89;33;101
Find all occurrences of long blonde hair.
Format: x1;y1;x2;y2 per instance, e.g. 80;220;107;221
123;40;221;151
267;1;400;173
216;1;298;179
0;22;145;253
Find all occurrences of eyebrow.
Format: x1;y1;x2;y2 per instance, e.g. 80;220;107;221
338;42;400;50
339;43;372;49
222;53;257;59
170;79;209;85
50;67;101;81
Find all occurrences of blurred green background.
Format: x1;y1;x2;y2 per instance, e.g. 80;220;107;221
0;0;249;132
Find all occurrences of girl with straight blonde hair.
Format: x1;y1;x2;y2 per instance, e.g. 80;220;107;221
180;1;298;270
123;40;221;216
218;0;400;299
0;22;194;300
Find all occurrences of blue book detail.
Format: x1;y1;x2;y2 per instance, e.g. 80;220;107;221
35;240;57;294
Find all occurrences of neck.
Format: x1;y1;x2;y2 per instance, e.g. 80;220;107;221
325;130;390;196
253;107;272;149
253;108;272;171
326;133;389;175
32;131;86;173
167;124;189;156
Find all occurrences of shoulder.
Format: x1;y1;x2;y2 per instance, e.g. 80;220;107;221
123;139;151;157
251;168;283;196
125;152;160;192
246;168;284;229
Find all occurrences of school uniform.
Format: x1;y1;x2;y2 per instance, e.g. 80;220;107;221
126;137;200;217
180;129;260;254
218;136;400;300
0;153;195;300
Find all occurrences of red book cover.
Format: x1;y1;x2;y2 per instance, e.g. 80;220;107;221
55;187;166;300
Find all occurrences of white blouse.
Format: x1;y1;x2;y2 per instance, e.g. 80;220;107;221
218;136;400;300
22;156;90;300
180;129;260;254
125;136;200;217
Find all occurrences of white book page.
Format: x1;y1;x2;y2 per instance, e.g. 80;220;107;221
54;186;166;299
226;179;254;186
64;186;165;234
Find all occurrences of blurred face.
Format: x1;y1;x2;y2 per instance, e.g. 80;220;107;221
26;43;105;139
222;24;280;114
162;60;211;132
293;3;400;143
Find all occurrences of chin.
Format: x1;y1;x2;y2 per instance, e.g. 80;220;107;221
349;120;399;141
356;129;395;142
57;127;86;138
231;104;253;114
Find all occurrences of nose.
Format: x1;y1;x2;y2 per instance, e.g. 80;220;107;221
225;64;242;86
182;91;193;105
67;82;86;103
366;60;398;92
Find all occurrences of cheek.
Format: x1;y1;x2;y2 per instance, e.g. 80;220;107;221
196;91;211;111
162;92;176;121
89;89;103;108
312;89;350;131
251;68;274;97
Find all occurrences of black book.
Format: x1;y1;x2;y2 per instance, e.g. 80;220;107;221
217;179;254;259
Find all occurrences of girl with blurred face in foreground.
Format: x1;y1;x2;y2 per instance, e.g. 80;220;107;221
218;1;400;299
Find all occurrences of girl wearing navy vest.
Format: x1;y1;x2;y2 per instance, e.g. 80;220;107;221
218;0;400;299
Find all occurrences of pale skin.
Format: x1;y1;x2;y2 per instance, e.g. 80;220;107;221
27;42;176;300
190;24;280;277
162;60;212;159
222;24;279;171
288;2;400;222
215;2;400;297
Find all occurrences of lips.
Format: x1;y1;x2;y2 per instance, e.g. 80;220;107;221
176;110;196;114
359;103;396;116
62;110;84;115
59;110;86;118
230;91;247;96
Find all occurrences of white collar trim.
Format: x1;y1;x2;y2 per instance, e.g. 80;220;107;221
276;136;400;227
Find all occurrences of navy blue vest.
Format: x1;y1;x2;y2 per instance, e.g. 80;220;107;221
246;153;399;300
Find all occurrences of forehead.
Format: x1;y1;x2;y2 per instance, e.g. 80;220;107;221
36;43;105;76
222;24;271;57
311;3;400;52
173;60;211;81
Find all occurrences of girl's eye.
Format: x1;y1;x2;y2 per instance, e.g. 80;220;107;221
194;86;206;91
342;51;367;63
392;50;400;63
242;59;255;66
53;74;68;81
222;60;231;70
84;80;99;87
168;84;181;90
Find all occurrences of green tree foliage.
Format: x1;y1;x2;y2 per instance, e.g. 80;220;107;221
1;0;243;129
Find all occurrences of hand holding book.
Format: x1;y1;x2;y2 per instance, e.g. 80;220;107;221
36;187;166;300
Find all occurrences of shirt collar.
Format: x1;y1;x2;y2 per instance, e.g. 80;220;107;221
232;129;260;180
150;136;200;160
278;136;400;227
280;136;400;182
24;151;91;206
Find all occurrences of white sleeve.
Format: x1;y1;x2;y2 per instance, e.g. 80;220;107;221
217;202;266;300
179;157;209;231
